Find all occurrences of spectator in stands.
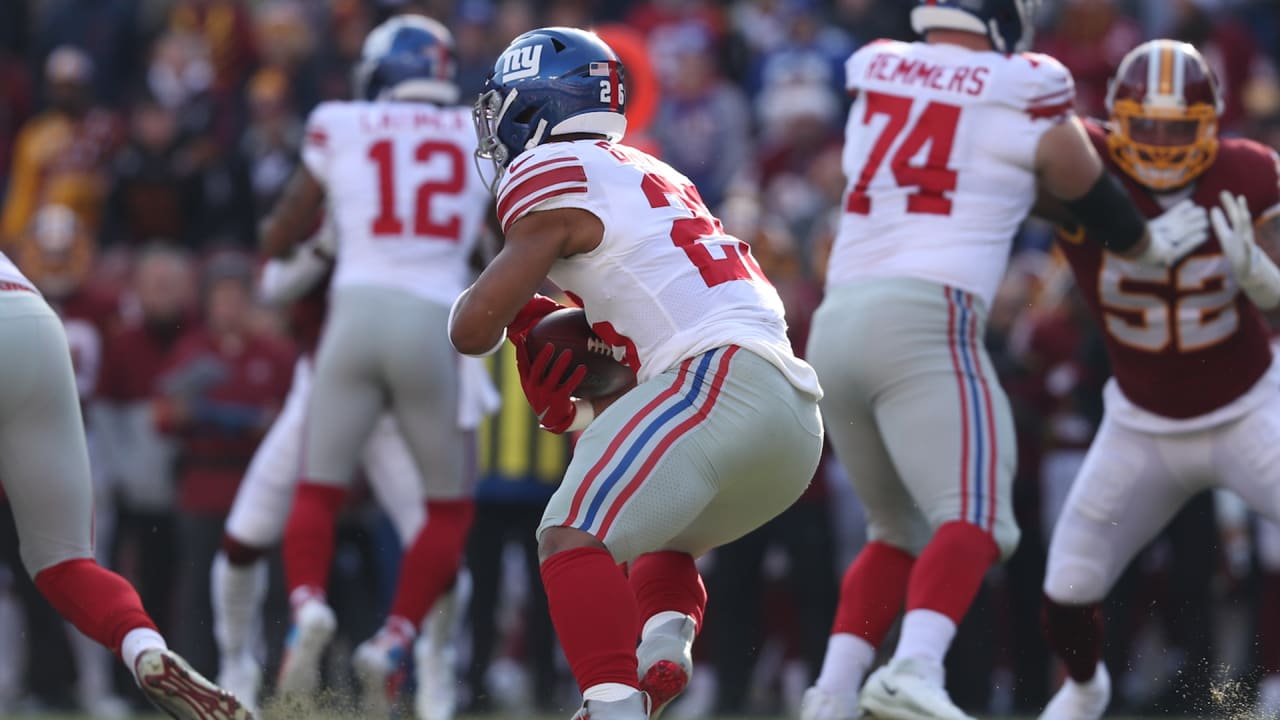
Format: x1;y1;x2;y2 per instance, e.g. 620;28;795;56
1036;0;1142;117
650;25;752;211
95;245;197;643
32;0;140;107
153;252;293;675
1166;0;1278;134
101;94;201;250
2;47;120;248
239;68;302;219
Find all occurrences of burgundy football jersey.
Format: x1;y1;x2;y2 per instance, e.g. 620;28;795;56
1055;119;1280;419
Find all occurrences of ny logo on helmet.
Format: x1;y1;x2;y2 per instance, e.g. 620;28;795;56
501;45;542;83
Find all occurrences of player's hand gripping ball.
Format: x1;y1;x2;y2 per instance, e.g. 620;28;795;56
525;308;637;399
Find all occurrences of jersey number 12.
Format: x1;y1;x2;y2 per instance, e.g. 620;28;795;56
367;139;465;241
846;91;961;217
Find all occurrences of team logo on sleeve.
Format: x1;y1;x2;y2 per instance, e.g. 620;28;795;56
501;45;543;82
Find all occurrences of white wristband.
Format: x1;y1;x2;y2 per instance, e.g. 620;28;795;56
566;399;595;432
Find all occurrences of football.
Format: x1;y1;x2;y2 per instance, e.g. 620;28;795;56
525;308;637;399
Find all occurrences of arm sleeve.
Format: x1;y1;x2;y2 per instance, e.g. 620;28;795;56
494;146;599;233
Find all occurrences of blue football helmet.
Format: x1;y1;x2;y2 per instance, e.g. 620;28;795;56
911;0;1041;54
473;27;627;182
353;15;458;104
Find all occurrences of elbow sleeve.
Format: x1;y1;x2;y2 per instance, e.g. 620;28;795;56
1062;172;1146;254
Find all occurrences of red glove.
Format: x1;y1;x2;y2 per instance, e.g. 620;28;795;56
517;342;586;434
506;294;564;346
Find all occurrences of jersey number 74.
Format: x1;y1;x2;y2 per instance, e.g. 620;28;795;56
846;91;961;217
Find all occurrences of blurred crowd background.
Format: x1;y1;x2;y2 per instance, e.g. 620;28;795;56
1;0;1280;717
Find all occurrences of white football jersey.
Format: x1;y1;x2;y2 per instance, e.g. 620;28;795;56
496;139;821;398
827;40;1076;307
0;251;34;292
301;101;491;307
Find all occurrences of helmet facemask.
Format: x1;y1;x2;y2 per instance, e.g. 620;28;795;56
1108;100;1218;191
473;87;516;194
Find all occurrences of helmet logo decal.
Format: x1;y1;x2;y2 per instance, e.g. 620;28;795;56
501;45;543;83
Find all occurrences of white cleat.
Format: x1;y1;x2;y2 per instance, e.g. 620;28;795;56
216;652;262;715
353;632;410;717
1038;662;1109;720
571;691;651;719
637;615;695;718
414;638;458;720
858;657;974;720
275;599;336;699
800;685;861;720
135;648;254;720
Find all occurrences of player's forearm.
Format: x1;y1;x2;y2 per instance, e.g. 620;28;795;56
259;169;325;258
449;287;508;356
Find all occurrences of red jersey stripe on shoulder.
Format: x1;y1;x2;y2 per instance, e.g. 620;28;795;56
504;155;579;188
1027;100;1074;119
501;186;588;233
1028;87;1074;104
507;148;577;176
498;164;588;220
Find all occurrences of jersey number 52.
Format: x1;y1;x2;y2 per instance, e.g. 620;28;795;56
846;91;960;217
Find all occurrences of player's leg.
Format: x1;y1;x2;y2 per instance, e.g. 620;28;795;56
1209;391;1280;716
840;284;1014;720
1039;417;1193;720
351;412;429;714
1257;518;1280;715
211;358;311;710
801;282;934;720
279;289;385;695
0;293;250;719
356;295;473;709
538;347;822;718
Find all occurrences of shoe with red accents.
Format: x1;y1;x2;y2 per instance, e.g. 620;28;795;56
135;648;254;720
570;691;651;719
636;615;695;718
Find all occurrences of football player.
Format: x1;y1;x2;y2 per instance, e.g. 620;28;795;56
212;223;466;719
799;3;1211;719
0;249;251;719
257;14;491;713
450;27;825;720
1038;39;1280;720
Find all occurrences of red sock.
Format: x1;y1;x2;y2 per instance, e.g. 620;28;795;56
541;547;640;693
282;482;347;597
630;551;706;633
1263;573;1280;675
33;558;157;656
905;521;999;622
1041;595;1102;682
831;541;916;644
387;499;475;625
221;533;268;566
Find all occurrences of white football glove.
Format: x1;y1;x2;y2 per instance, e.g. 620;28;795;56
1211;190;1280;310
1135;198;1209;266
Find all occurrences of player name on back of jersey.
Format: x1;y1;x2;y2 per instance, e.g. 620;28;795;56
357;106;468;134
863;51;989;97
